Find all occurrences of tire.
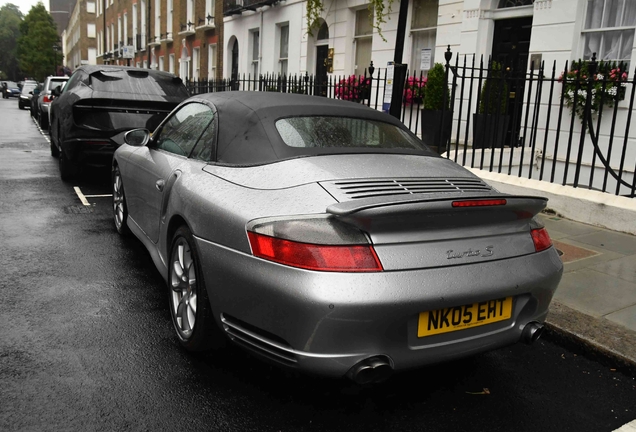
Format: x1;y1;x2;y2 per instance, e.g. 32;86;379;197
50;141;59;157
39;109;48;129
58;148;78;180
168;226;224;352
112;165;130;236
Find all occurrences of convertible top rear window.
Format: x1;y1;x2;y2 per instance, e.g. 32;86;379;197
276;117;426;151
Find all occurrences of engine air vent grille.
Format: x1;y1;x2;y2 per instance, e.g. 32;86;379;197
321;178;492;200
221;314;297;365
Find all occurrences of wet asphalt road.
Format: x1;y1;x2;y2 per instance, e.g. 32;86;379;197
0;97;635;431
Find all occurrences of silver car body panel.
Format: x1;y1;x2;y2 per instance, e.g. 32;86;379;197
114;95;562;378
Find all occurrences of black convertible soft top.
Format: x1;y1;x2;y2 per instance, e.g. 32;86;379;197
191;92;433;165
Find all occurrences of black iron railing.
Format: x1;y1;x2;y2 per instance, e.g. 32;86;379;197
185;52;636;197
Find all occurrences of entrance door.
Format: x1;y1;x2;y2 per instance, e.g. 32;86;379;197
231;40;239;90
491;17;532;147
315;45;329;97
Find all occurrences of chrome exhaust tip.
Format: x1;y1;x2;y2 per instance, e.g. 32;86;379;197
347;356;393;385
521;321;545;345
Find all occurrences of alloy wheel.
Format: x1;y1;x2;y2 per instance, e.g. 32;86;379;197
170;238;198;337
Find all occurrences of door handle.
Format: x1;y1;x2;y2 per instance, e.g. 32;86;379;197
156;179;165;191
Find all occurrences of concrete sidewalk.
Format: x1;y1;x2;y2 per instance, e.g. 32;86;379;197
539;213;636;372
467;168;636;373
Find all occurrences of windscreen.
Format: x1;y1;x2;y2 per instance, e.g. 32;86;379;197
89;70;189;98
275;116;426;151
21;83;37;93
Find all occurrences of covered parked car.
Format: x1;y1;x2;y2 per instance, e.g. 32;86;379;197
112;92;563;384
34;76;68;129
50;65;189;179
2;81;20;98
18;81;38;109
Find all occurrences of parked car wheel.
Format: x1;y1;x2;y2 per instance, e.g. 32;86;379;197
168;226;223;352
59;148;78;180
112;165;130;236
38;109;48;129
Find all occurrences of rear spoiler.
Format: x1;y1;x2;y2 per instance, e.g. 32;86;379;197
327;193;548;219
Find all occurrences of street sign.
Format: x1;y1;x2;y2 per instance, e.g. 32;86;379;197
121;46;135;59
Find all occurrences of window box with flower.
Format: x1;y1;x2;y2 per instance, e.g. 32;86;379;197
559;59;628;121
334;75;371;103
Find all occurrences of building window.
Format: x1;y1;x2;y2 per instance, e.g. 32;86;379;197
111;23;115;52
250;29;260;76
410;0;438;75
87;23;96;38
124;13;128;47
278;24;289;75
87;2;95;13
193;47;200;79
133;4;138;51
206;0;215;24
155;0;161;44
187;0;194;24
89;47;97;64
208;44;217;78
583;0;636;64
159;56;165;71
497;0;533;7
118;16;122;51
354;9;373;77
167;0;173;38
141;0;147;50
169;54;175;73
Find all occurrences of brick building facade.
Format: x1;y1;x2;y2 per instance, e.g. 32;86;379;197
94;0;223;80
65;0;98;70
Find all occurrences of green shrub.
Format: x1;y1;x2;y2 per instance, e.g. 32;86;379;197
479;61;508;114
423;63;450;111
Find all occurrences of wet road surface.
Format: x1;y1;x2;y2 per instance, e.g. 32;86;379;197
0;97;634;431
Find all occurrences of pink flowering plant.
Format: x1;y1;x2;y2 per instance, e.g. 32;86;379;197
403;75;427;105
559;60;628;120
334;75;371;102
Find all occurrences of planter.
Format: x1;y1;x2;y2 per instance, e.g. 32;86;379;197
472;114;510;149
421;110;452;152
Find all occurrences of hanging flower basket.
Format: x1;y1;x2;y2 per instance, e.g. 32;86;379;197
403;76;426;105
559;60;628;120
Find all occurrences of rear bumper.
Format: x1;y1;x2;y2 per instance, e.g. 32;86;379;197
195;237;563;377
61;138;117;167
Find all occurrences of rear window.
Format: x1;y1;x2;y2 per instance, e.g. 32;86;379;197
275;116;426;151
21;84;37;93
89;69;188;98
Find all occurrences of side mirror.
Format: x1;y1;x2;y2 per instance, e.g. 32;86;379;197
124;129;150;147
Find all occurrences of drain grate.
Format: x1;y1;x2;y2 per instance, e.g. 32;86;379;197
64;205;94;214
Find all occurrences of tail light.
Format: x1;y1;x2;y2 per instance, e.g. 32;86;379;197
531;227;552;252
452;199;507;207
43;95;53;103
247;216;383;272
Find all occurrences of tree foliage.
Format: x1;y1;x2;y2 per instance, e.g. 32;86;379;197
17;3;59;82
0;3;23;80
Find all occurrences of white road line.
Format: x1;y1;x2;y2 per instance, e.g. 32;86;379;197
74;187;91;206
84;194;112;198
614;420;636;432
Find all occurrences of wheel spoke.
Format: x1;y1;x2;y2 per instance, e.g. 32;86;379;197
187;300;196;330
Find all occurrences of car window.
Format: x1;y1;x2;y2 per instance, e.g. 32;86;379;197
21;84;37;94
275;116;426;151
47;78;68;91
90;69;189;98
63;72;82;93
190;116;216;162
153;103;214;157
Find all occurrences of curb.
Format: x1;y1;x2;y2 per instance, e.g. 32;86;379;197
544;301;636;377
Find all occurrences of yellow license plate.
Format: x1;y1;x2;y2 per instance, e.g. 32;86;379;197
418;297;513;338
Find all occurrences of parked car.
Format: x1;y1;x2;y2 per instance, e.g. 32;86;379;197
112;92;563;384
18;81;38;109
50;65;189;179
34;76;68;129
2;81;20;98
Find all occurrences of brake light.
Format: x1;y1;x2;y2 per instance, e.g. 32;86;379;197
247;232;383;272
43;95;53;103
531;227;552;252
452;199;507;207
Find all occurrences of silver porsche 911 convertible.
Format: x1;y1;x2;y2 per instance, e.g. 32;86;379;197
112;92;563;384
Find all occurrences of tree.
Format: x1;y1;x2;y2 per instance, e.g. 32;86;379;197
17;3;59;82
0;3;23;81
